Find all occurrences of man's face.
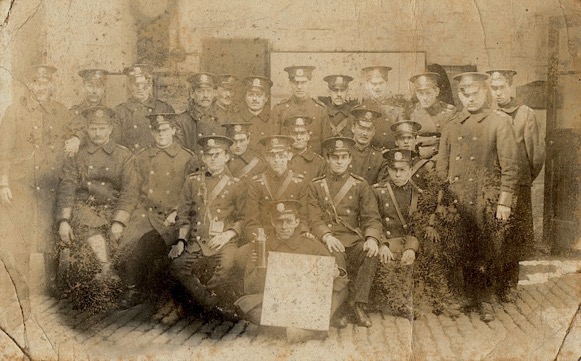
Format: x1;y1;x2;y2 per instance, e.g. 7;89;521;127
265;150;289;175
415;86;439;109
352;123;376;146
387;162;412;187
458;84;487;112
202;148;230;173
289;129;310;151
365;78;387;99
87;124;113;146
191;85;215;108
130;77;152;103
217;86;233;107
230;134;250;156
245;89;268;112
272;214;299;240
327;152;351;175
489;80;512;107
84;81;105;105
290;79;311;99
152;124;175;148
30;78;52;102
395;134;417;150
329;88;348;106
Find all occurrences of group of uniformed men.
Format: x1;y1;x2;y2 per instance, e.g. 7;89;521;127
0;61;544;337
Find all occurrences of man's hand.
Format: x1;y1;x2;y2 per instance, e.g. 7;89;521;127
496;204;511;221
379;245;395;264
163;211;177;227
401;249;416;266
58;221;75;244
424;226;440;243
323;234;345;253
64;137;81;157
363;238;379;257
110;222;124;242
208;230;235;251
168;240;185;259
0;187;12;205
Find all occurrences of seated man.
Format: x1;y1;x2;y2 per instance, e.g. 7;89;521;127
119;113;199;308
223;122;266;182
282;115;326;182
307;137;383;327
170;135;244;319
234;200;348;339
56;106;138;310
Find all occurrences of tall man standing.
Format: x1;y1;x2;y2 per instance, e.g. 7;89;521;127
271;66;332;155
487;69;545;301
436;72;519;322
215;74;238;121
323;74;355;138
114;64;175;153
307;137;383;327
71;68;109;118
235;76;276;150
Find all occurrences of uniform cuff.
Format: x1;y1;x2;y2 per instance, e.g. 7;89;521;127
56;208;72;223
364;228;382;242
313;225;332;240
498;191;513;207
112;210;131;226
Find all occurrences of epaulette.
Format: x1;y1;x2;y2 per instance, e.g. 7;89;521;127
312;175;327;183
251;174;263;183
494;109;511;118
372;182;387;188
180;145;196;157
293;173;305;179
277;97;291;105
313;98;326;107
188;171;203;181
349;173;365;182
230;176;241;183
135;146;149;156
115;143;131;152
313;152;324;161
442;102;457;111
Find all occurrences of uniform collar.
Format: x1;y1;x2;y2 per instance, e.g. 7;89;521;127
149;142;181;158
204;167;232;178
328;103;351;116
271;232;302;250
189;101;215;118
424;101;443;116
389;179;412;190
266;168;289;180
498;97;520;114
458;107;492;124
327;170;349;181
290;95;310;105
87;140;116;154
354;142;370;152
290;147;315;161
245;107;270;122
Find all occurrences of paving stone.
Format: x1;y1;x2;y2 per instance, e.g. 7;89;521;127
187;319;221;345
424;314;455;358
221;320;247;341
169;319;204;345
210;321;233;340
557;308;581;361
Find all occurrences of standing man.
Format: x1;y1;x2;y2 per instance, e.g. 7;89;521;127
487;69;545;301
307;137;383;327
0;64;76;293
409;72;457;160
71;68;109;119
114;64;175;153
235;76;275;150
175;72;222;153
323;74;355;138
437;72;519;322
223;122;266;181
282;115;326;182
215;74;238;121
170;135;244;316
271;66;332;155
359;66;402;150
119;113;199;307
348;106;389;185
391;119;433;190
56;107;138;307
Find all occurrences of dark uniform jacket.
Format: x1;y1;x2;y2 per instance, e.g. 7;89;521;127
372;180;421;256
349;144;389;185
409;156;435;191
359;97;402;150
288;148;326;183
175;101;223;153
175;169;245;253
215;103;237;124
233;108;276;151
227;150;266;182
308;171;383;248
326;102;355;138
271;96;332;155
244;169;308;239
410;101;457;159
436;108;519;225
123;143;199;247
56;140;138;228
114;97;175;153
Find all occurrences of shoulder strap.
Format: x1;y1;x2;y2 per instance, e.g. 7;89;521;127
333;176;357;207
274;170;295;199
386;182;409;230
330;117;350;136
207;175;231;206
235;156;260;178
411;159;430;176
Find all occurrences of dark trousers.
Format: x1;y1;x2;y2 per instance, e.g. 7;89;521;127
331;241;378;304
121;230;170;291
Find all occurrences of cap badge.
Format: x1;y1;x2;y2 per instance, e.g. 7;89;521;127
365;112;372;120
296;118;304;126
335;140;344;148
395;151;403;160
272;138;279;145
234;124;242;132
253;78;260;86
156;115;164;122
296;68;304;76
336;76;343;83
276;203;285;213
207;139;215;147
96;109;104;117
133;67;141;75
201;74;208;82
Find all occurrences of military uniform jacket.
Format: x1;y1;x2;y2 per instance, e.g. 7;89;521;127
436;108;519;219
244;169;308;239
175;101;224;153
409;156;435;191
227;150;266;181
271;96;332;155
308;172;383;248
233;108;275;151
56;140;138;227
349;144;390;185
288;148;326;183
70;101;114;144
114;97;175;153
359;97;402;150
411;101;457;159
214;103;237;124
372;181;421;254
498;98;545;185
326;103;355;138
175;169;245;246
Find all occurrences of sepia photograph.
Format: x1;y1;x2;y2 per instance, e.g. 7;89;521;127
0;0;580;360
